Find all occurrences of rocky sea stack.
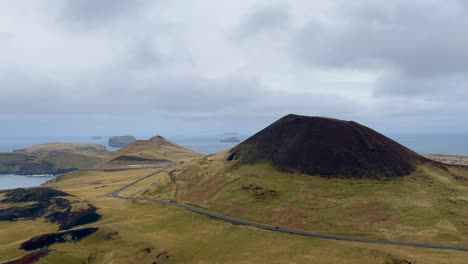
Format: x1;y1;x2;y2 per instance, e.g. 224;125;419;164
108;135;136;148
228;114;428;178
220;137;240;143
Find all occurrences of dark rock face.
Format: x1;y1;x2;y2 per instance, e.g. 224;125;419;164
2;249;50;264
16;162;78;175
229;114;428;178
45;201;100;230
17;165;75;176
20;228;98;251
220;137;240;143
108;135;136;148
0;153;36;174
0;187;69;203
0;202;48;221
0;187;100;230
17;162;54;175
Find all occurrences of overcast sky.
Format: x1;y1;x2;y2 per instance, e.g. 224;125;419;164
1;0;467;137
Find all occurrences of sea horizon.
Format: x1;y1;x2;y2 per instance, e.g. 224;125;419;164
0;133;466;156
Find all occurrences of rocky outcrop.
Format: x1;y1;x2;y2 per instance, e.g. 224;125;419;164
0;187;69;203
0;187;100;230
45;200;100;230
0;202;49;221
2;249;51;264
16;161;78;175
241;184;277;200
0;153;36;174
108;135;136;148
20;228;98;250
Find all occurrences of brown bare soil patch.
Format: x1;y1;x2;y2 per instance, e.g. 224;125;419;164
222;203;246;218
352;201;400;225
263;206;308;230
184;179;229;205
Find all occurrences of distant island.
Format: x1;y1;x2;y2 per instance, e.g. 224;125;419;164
223;132;239;136
108;135;136;148
220;137;240;143
91;136;102;140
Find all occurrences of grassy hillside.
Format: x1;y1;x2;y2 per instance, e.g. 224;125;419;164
99;136;201;168
0;142;110;174
141;154;468;247
2;168;467;263
14;142;108;156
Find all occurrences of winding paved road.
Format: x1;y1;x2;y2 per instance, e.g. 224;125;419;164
111;167;468;252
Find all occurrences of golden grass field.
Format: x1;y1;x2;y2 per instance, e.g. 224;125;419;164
1;160;468;263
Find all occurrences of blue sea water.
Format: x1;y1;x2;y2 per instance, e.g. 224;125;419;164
0;174;57;190
388;134;468;156
169;136;244;154
0;133;467;190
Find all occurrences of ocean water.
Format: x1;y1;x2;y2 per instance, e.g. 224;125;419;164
169;136;244;154
0;174;57;190
388;134;468;156
0;133;467;190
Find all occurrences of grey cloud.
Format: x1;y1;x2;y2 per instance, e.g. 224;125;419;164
374;70;468;98
294;1;468;75
0;59;363;123
0;63;263;117
59;0;151;29
293;0;468;97
122;35;167;70
0;32;13;40
234;4;291;40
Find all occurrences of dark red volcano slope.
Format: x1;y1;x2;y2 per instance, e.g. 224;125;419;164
228;114;428;178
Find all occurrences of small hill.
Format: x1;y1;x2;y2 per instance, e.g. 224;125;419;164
228;114;428;177
0;143;109;175
14;142;107;155
100;136;201;167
